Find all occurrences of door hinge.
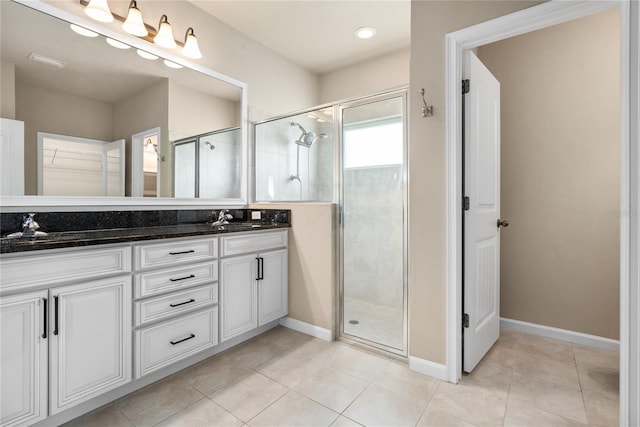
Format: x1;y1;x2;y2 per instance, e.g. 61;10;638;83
463;196;470;211
463;313;470;328
462;79;470;94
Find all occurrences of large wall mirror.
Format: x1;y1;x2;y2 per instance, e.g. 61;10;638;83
0;0;247;208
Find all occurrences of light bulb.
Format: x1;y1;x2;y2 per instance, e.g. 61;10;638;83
122;1;147;37
154;15;176;49
70;24;99;38
182;28;202;59
137;49;158;60
84;0;113;23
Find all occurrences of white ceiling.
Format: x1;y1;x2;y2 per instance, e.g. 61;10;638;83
191;0;411;74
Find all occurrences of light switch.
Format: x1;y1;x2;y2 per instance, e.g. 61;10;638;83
251;211;261;220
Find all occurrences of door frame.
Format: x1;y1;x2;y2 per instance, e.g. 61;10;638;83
444;0;636;424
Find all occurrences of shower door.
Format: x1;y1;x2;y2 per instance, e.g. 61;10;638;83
339;91;407;355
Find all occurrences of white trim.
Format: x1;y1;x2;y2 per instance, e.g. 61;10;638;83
408;356;448;381
279;316;333;342
500;318;619;352
445;1;635;424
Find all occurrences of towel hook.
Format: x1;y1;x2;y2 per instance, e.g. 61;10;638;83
420;88;434;117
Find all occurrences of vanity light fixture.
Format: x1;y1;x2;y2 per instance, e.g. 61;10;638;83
355;26;376;39
84;0;113;23
154;15;177;49
164;60;183;69
80;0;203;59
122;0;148;37
137;49;158;60
70;24;99;38
145;138;165;162
106;38;131;49
182;28;202;59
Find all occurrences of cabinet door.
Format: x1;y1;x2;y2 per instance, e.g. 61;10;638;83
220;254;258;342
0;291;47;427
49;276;131;414
258;249;288;325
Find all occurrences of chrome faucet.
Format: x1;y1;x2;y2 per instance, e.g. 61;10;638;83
211;209;233;226
22;213;40;236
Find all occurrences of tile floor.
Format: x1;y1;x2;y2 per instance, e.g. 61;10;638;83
65;327;619;427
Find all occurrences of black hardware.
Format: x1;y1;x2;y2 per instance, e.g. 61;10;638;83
53;296;59;336
169;249;195;255
169;274;196;282
497;219;509;228
463;313;470;328
42;298;48;339
169;299;196;308
462;79;470;94
256;257;263;280
170;333;195;345
463;196;470;211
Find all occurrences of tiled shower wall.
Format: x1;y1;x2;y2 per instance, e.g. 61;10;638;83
255;115;333;202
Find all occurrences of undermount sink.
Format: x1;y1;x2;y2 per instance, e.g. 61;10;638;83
5;231;49;239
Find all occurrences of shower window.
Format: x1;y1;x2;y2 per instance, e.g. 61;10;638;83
254;108;334;202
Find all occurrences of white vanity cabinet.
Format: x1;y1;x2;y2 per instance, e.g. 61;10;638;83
132;237;219;378
219;230;288;342
0;246;132;425
0;291;47;427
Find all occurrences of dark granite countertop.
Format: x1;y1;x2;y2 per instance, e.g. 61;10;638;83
0;222;290;254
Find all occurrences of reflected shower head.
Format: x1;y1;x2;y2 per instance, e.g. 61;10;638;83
291;122;327;147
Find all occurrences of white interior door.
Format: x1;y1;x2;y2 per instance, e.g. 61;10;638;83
463;51;502;373
0;118;24;196
103;139;125;197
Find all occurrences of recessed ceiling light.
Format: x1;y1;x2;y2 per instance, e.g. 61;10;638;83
355;27;376;39
70;24;99;38
137;49;159;60
163;60;183;69
28;53;66;68
106;38;131;49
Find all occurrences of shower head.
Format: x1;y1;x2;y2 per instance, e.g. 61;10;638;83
205;141;215;150
291;122;327;147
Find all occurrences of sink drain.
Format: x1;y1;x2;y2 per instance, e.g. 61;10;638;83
348;320;359;325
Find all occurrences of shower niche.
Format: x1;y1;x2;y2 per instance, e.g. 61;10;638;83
254;108;334;202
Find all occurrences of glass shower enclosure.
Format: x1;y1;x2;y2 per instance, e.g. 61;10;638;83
253;89;408;356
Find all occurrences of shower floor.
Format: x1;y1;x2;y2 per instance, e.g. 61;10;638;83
343;297;404;351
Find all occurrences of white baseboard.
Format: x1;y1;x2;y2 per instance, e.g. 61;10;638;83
500;317;619;352
279;316;333;342
409;356;448;381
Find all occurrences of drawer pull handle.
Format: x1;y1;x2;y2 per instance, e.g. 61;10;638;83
170;333;195;345
169;298;196;308
169;249;195;255
169;274;196;282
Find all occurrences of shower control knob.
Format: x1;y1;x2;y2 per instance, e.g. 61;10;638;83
497;219;509;228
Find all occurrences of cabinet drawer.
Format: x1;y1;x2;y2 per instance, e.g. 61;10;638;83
220;230;287;257
134;307;218;378
0;246;131;293
134;237;217;270
134;284;218;326
134;262;217;299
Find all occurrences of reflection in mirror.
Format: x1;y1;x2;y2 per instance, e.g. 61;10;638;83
37;133;125;196
173;127;241;199
0;0;245;201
